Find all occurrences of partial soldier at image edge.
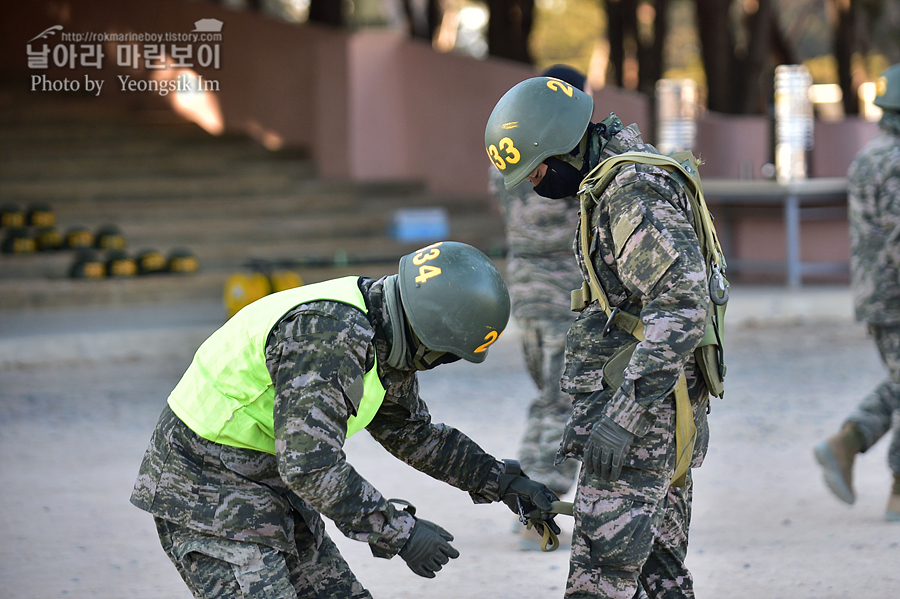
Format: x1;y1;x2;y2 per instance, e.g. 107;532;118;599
814;63;900;522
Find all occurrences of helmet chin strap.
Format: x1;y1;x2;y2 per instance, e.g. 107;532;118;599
410;330;453;371
384;274;459;371
383;275;413;370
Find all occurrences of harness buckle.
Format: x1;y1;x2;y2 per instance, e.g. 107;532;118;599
709;263;729;306
516;497;528;526
602;306;620;337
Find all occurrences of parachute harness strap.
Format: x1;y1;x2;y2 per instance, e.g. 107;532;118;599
573;152;698;488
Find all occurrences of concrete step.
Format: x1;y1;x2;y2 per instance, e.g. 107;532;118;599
0;254;514;312
0;172;307;202
0;262;401;311
0;146;315;180
0;86;505;311
0;214;505;279
1;129;298;162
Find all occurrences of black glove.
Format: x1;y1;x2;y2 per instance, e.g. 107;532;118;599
497;459;561;535
583;415;635;482
398;519;460;578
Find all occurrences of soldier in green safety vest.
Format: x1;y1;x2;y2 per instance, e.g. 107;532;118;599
130;241;561;598
486;79;717;598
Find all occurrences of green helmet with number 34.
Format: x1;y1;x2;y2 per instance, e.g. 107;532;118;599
398;241;510;363
874;63;900;112
485;76;594;189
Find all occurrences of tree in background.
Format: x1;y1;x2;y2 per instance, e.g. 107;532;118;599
402;0;444;40
308;0;345;26
604;0;666;97
238;0;900;117
486;0;536;63
694;0;791;114
832;0;900;117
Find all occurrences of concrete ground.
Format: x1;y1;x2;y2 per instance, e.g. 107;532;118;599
1;284;898;598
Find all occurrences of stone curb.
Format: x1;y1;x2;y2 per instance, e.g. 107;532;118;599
0;286;856;370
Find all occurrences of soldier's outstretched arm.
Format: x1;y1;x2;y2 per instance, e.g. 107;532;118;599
268;306;416;559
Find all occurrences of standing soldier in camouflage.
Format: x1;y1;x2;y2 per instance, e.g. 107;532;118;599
814;63;900;521
130;241;561;599
489;65;589;513
486;79;714;598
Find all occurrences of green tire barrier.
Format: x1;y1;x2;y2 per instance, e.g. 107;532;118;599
106;249;138;278
27;202;55;228
1;228;36;254
69;249;106;279
95;224;126;250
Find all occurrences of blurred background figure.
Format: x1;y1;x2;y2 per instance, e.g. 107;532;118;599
489;65;590;548
814;63;900;522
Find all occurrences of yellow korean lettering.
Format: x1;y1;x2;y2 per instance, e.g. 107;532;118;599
415;264;442;283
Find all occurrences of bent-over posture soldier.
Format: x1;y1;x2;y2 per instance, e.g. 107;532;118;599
131;241;560;598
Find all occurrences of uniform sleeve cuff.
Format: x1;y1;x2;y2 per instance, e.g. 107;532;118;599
468;459;505;504
602;383;655;437
368;505;417;558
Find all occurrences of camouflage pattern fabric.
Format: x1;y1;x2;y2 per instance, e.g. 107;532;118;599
557;115;711;598
131;277;504;594
567;404;698;599
845;112;900;476
848;112;900;325
516;318;581;494
155;516;371;598
489;167;583;494
846;324;900;473
489;167;582;323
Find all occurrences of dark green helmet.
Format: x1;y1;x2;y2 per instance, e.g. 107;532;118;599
485;76;593;189
874;64;900;112
398;241;509;363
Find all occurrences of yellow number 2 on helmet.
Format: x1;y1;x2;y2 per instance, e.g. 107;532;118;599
474;330;500;353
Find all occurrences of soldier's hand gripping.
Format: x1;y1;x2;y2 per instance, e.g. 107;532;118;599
399;519;460;578
498;459;561;534
584;415;634;482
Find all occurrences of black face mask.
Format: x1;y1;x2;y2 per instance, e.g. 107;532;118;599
532;156;583;199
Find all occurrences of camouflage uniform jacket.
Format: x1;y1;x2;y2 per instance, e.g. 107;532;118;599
131;276;504;559
849;111;900;324
558;114;710;460
489;167;583;323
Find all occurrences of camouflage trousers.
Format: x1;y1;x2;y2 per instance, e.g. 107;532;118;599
566;395;694;599
846;324;900;474
155;517;371;599
518;318;580;495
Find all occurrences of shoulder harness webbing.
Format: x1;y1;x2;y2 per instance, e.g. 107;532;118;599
571;151;729;487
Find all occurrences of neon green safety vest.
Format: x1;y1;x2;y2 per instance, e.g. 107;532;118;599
168;276;387;454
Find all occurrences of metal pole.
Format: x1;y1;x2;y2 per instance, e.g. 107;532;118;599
785;194;801;287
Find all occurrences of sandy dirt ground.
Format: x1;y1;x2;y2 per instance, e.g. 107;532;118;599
1;312;899;599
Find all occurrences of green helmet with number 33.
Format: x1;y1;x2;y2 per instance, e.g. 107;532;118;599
398;241;510;363
874;63;900;112
485;76;594;189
